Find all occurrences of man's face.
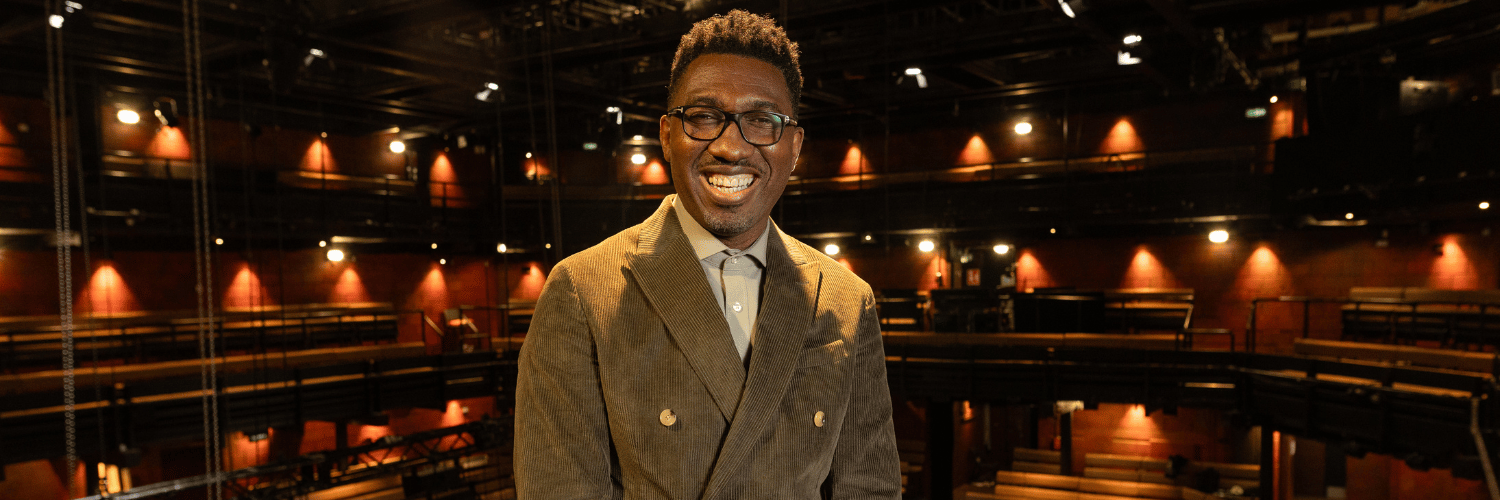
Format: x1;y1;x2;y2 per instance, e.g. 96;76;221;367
659;53;803;249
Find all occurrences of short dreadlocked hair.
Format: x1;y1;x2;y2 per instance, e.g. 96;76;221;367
669;10;802;116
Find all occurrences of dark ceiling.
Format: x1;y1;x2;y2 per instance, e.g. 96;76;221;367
4;0;1497;143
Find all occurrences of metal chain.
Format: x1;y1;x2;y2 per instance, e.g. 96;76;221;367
45;1;80;497
181;0;221;497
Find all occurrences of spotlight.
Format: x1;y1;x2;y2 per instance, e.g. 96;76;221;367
439;258;447;265
1050;228;1057;234
1345;212;1354;220
918;240;935;252
1481;201;1491;210
606;106;623;125
153;98;180;128
1014;122;1033;135
1209;230;1229;244
486;82;499;91
993;244;1010;255
525;152;533;159
214;237;224;246
496;243;507;253
824;244;840;256
389;140;406;153
475;89;494;102
318;240;328;247
606;106;620;113
632;135;644;141
862;232;874;243
431;243;438;250
1117;51;1142;66
545;243;552;249
1270;95;1279;104
1058;0;1076;18
1123;34;1142;45
326;249;345;262
904;67;922;76
116;109;141;124
320;131;327;138
49;15;64;28
630;153;647;165
308;48;326;58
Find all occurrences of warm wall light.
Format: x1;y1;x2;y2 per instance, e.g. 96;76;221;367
326;249;345;262
431;242;438;250
439;258;447;265
1049;228;1057;234
1209;230;1230;244
918;240;935;252
389;140;406;153
994;244;1010;255
1481;201;1491;210
1344;212;1354;220
497;243;507;253
1269;95;1279;104
1014;122;1033;135
214;237;223;245
630;153;647;165
318;240;328;247
116;109;140;124
824;244;840;256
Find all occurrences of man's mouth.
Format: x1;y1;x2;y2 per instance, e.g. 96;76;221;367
706;173;754;194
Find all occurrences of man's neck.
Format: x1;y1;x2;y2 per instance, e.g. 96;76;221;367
717;220;768;251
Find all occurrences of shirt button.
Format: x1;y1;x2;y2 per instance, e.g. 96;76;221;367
814;411;826;427
733;302;743;312
731;257;739;264
660;409;677;427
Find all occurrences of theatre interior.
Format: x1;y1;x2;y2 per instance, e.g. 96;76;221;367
2;0;1499;499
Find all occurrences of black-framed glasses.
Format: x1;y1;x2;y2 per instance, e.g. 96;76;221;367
666;106;799;146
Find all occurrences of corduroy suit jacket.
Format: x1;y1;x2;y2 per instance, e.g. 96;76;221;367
514;195;900;499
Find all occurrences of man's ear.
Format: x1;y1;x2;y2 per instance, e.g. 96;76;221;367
789;126;805;169
658;114;673;164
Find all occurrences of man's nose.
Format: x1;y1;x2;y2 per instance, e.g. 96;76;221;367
707;120;755;164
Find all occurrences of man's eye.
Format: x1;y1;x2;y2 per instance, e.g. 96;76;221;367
744;114;779;128
685;111;722;123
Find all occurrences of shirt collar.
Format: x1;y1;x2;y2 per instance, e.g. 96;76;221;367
672;195;771;264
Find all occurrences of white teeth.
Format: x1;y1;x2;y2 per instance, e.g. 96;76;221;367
707;173;754;194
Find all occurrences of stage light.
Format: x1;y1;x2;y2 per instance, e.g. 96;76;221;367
496;243;507;253
632;135;643;141
1209;230;1229;244
320;131;327;138
1050;228;1057;234
862;233;874;242
1117;51;1141;65
824;244;840;256
389;140;406;153
994;244;1010;255
214;237;223;246
318;240;327;247
308;48;325;58
439;258;447;265
116;109;140;124
49;15;64;28
630;153;647;165
1014;122;1033;135
326;249;345;262
905;67;922;76
525;152;532;159
606;106;620;113
431;243;438;250
1059;0;1075;18
1123;34;1142;45
486;82;499;91
153;98;180;127
545;243;552;249
1269;95;1279;104
1345;212;1354;220
1481;201;1490;210
918;240;935;252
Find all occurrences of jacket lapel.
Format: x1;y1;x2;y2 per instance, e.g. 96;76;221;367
626;197;746;421
702;222;821;500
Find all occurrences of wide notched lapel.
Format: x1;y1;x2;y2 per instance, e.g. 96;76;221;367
701;222;821;500
625;199;746;421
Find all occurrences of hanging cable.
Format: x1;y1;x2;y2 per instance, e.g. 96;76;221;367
181;0;222;496
45;0;80;496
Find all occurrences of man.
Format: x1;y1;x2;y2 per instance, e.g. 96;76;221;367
514;10;900;499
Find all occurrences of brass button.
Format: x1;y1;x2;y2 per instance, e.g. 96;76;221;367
660;409;677;427
814;411;826;427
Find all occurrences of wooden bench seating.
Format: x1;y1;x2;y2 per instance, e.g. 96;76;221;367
1342;287;1500;346
1;303;402;372
1103;289;1194;334
1294;338;1497;376
1013;447;1063;474
885;332;1181;351
1082;453;1257;492
958;469;1256;500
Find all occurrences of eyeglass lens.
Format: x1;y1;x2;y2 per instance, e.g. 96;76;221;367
679;107;786;146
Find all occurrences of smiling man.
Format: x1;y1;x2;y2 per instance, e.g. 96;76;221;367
514;10;900;500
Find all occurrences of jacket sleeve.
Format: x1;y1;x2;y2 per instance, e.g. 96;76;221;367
514;265;621;499
824;293;903;499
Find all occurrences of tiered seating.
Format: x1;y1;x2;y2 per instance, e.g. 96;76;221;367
1342;287;1500;347
1103;289;1194;334
878;289;925;332
1012;448;1063;474
1294;338;1498;377
1083;454;1257;492
0;303;402;372
957;470;1254;500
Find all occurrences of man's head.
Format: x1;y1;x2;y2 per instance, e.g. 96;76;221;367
660;10;805;250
